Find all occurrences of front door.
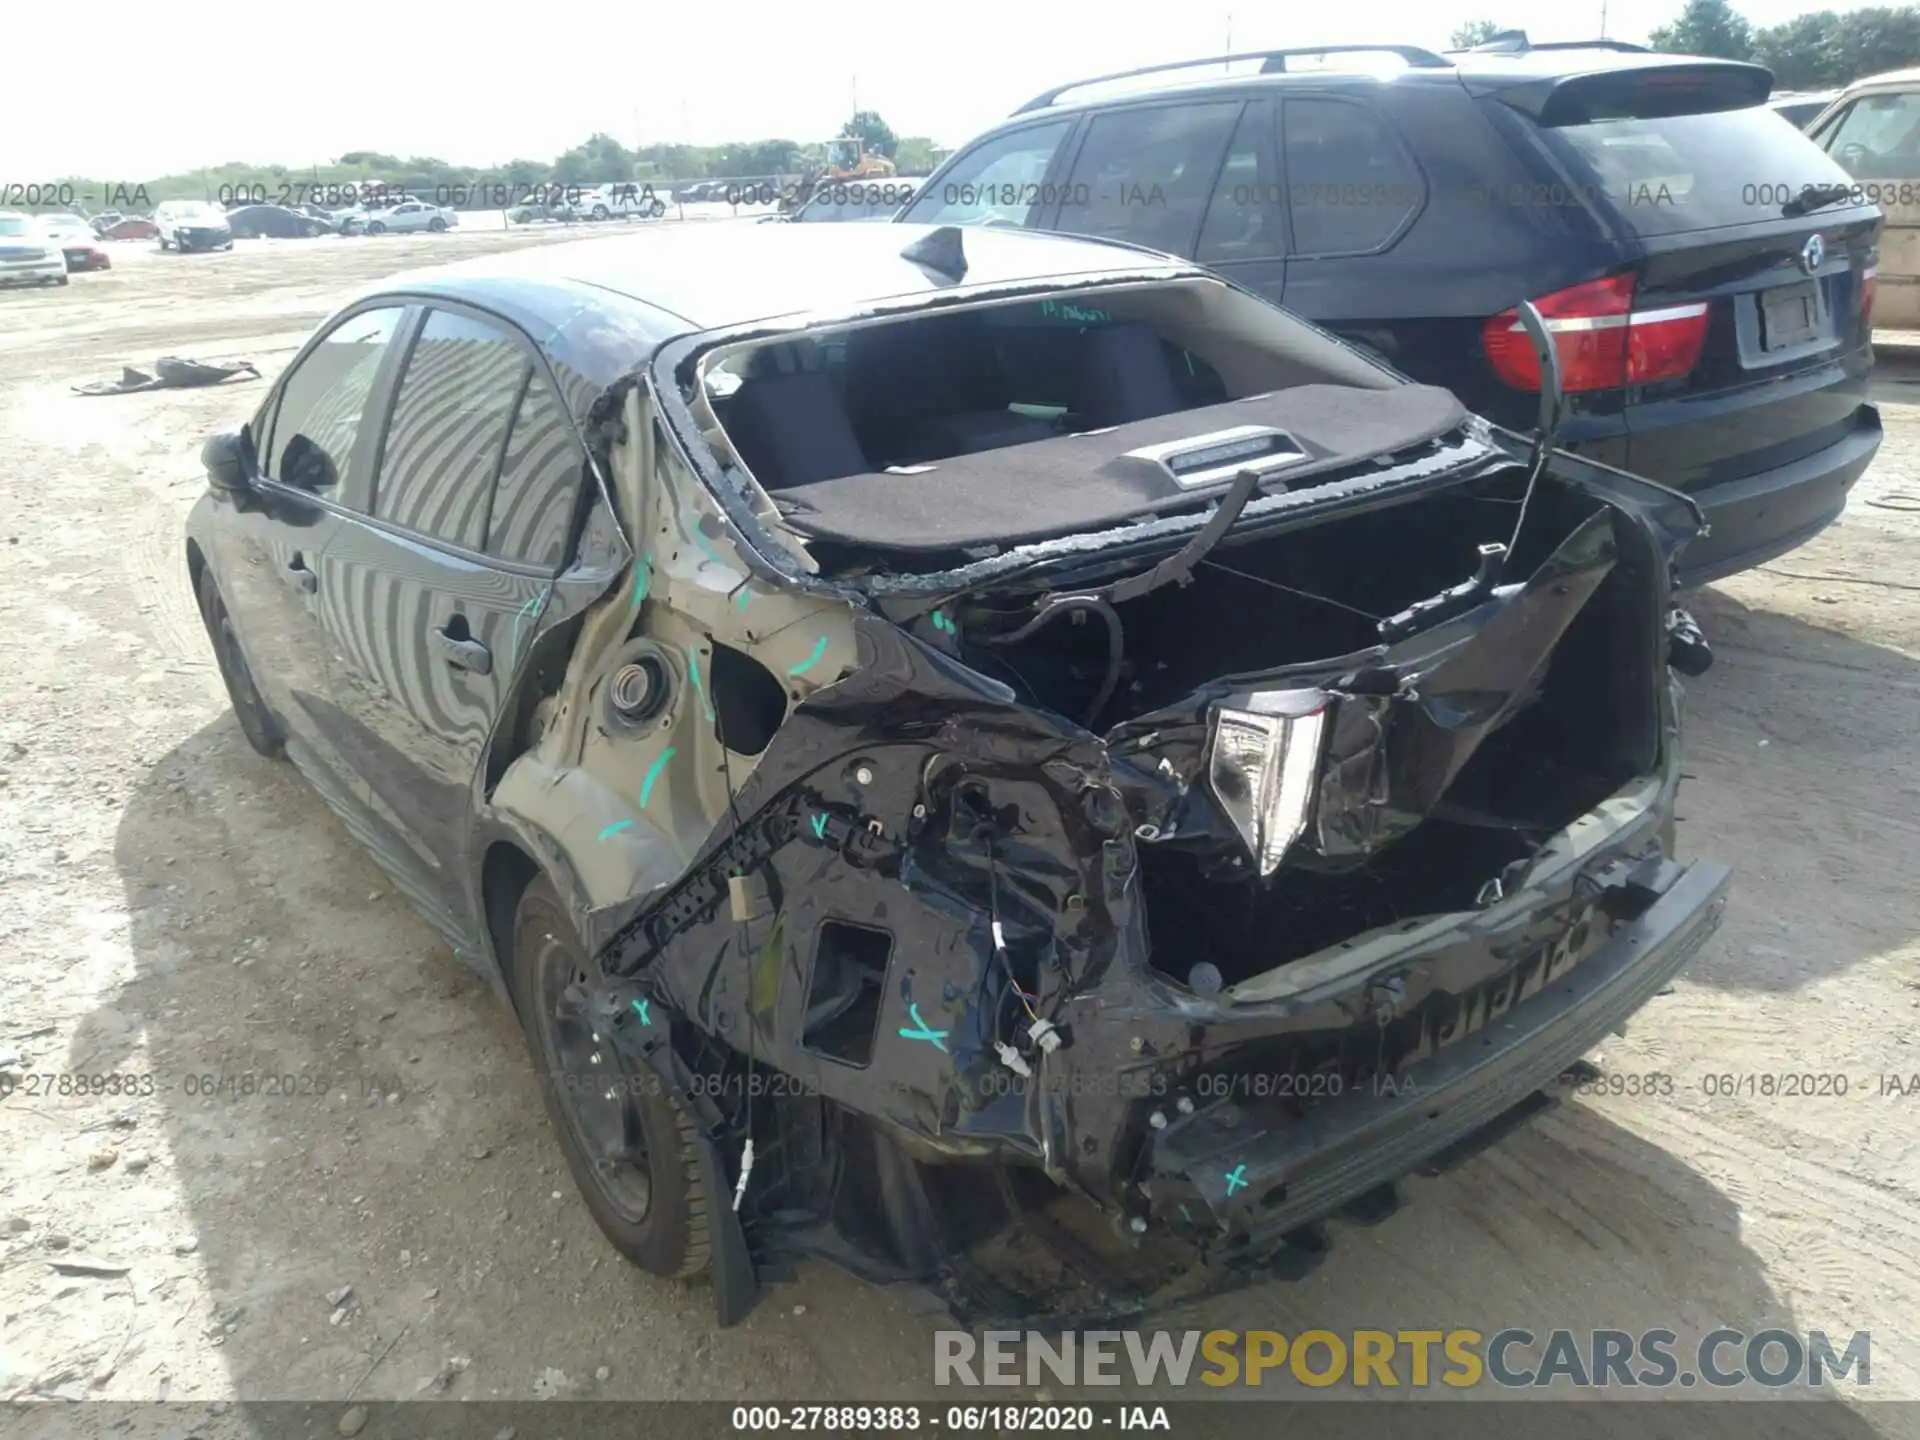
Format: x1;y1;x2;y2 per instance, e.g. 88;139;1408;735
214;303;412;815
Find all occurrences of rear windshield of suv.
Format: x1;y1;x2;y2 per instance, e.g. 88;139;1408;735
1543;103;1859;236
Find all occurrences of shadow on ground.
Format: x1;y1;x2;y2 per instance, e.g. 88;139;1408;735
1676;587;1920;993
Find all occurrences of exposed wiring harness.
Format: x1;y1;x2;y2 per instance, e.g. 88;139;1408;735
981;595;1125;728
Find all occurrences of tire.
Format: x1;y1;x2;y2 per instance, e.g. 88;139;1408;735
649;199;666;218
158;235;171;251
591;204;609;221
195;569;284;759
509;876;711;1279
54;275;69;287
428;217;447;232
366;221;386;235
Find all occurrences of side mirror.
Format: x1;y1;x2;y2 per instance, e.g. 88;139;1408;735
201;430;251;498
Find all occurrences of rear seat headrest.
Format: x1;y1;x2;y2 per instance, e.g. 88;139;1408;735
1071;322;1183;429
726;371;869;490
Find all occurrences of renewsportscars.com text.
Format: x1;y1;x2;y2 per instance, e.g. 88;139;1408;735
934;1328;1871;1390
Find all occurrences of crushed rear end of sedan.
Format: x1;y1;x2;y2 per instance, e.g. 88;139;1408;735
482;227;1731;1326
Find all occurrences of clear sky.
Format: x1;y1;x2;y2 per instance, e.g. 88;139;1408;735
5;0;1879;178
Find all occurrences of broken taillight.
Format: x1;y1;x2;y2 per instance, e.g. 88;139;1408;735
1483;274;1710;393
1206;691;1330;876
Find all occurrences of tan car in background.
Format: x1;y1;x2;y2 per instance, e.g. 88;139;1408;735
1809;67;1920;328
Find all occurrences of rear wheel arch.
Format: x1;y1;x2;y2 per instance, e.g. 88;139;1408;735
185;538;208;598
481;839;543;1001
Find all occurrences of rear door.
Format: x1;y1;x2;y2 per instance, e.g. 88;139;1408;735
1272;96;1429;321
1192;100;1287;304
1044;98;1245;260
1527;72;1880;492
1811;82;1920;328
315;303;588;933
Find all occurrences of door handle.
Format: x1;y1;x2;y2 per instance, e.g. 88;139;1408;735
284;554;317;594
432;625;492;675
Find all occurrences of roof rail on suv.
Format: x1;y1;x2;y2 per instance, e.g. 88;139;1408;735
1011;45;1451;114
1450;29;1651;54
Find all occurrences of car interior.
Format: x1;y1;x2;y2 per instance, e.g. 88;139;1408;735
692;282;1457;570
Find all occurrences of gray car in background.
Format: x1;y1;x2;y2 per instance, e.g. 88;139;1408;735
0;212;69;286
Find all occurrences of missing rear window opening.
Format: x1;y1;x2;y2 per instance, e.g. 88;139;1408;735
803;921;891;1065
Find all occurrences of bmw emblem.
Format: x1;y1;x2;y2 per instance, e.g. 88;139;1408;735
1801;233;1826;274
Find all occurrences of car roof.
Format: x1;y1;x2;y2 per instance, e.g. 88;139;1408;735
1837;65;1920;91
1002;43;1767;120
360;224;1193;428
379;222;1193;335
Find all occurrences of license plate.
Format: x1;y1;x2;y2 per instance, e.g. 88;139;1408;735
1762;281;1820;350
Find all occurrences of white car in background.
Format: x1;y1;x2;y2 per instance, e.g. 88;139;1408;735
1806;68;1920;328
581;183;668;220
0;212;68;286
152;199;234;252
352;199;458;235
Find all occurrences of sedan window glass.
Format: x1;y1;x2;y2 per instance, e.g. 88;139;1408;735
1821;91;1920;178
486;369;584;570
900;121;1073;227
264;305;408;504
374;309;531;550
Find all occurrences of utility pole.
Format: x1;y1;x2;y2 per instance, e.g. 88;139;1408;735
1225;13;1233;61
1599;0;1609;36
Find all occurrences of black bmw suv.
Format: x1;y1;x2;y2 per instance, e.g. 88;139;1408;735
901;35;1884;584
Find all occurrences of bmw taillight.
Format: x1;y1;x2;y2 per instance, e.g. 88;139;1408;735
1483;274;1710;393
1863;263;1878;330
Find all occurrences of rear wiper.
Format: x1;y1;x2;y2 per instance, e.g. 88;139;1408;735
1781;182;1853;219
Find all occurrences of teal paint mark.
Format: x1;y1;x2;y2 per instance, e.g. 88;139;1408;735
510;591;545;664
639;748;676;809
787;636;829;677
930;609;957;636
810;813;829;840
688;520;726;568
1223;1164;1248;1197
685;646;716;721
897;1002;949;1053
630;998;652;1026
733;586;753;611
597;820;633;841
1039;297;1111;325
631;555;654;608
1178;1203;1194;1224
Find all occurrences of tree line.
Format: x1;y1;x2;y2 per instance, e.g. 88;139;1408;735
37;111;941;211
1451;5;1920;88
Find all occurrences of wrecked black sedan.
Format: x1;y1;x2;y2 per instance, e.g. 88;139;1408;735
186;222;1730;1326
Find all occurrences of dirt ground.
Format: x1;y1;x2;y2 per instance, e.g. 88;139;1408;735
2;228;1919;1433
